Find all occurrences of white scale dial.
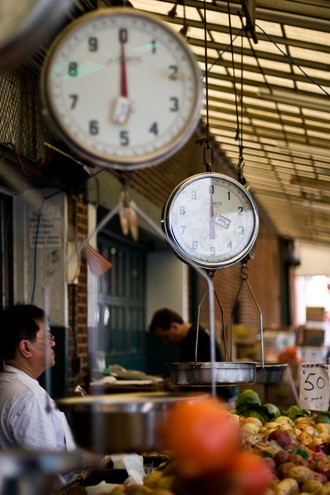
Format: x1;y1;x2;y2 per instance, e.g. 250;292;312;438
41;8;203;170
162;173;259;269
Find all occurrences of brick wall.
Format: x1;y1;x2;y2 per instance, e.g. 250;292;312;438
67;194;89;394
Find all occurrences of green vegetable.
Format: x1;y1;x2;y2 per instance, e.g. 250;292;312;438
289;448;309;459
260;450;274;458
318;412;330;423
247;409;268;423
263;403;280;419
235;389;282;424
235;389;261;414
282;405;310;421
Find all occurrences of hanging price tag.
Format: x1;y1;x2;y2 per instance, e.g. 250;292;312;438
299;364;330;411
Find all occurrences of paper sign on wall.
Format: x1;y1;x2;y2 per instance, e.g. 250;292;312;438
29;205;61;248
299;364;330;411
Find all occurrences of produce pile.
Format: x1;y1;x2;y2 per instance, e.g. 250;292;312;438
117;391;330;495
63;391;330;495
111;395;273;495
236;389;330;495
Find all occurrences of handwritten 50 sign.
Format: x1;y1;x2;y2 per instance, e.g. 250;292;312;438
299;364;330;411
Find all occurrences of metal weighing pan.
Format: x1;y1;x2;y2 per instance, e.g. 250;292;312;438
256;363;288;383
167;362;256;386
57;391;206;454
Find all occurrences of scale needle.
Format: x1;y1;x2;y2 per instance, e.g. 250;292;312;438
210;187;215;239
112;28;131;125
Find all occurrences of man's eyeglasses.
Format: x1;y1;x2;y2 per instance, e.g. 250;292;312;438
28;333;55;344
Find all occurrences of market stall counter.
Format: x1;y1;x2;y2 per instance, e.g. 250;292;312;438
55;389;330;495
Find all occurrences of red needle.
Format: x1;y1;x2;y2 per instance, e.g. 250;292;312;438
210;189;215;239
111;29;131;125
120;34;128;97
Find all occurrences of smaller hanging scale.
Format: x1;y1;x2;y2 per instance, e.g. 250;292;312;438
161;166;259;270
164;148;259;387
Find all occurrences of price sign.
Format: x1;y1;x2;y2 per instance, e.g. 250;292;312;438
299;364;330;411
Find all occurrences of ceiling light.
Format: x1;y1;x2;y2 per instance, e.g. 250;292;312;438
291;176;330;192
257;89;330;113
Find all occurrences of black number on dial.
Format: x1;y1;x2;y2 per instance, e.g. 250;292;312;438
149;122;158;135
69;95;78;109
89;120;99;135
119;28;128;43
169;65;178;80
88;37;98;51
68;62;78;76
169;97;179;112
120;130;129;146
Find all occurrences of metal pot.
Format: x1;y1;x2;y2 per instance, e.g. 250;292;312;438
0;450;81;495
57;391;205;454
167;362;256;386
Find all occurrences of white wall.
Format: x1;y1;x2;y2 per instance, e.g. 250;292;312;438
296;241;330;276
146;251;188;326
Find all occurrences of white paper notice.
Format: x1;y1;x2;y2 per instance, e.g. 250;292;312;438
299;364;330;411
29;205;61;248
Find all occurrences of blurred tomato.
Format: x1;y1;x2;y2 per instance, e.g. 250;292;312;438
278;345;301;364
158;397;240;476
227;451;273;495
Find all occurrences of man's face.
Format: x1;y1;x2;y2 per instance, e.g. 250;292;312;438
155;323;182;345
31;320;56;370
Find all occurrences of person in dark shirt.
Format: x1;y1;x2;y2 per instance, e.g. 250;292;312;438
148;308;222;362
148;308;234;402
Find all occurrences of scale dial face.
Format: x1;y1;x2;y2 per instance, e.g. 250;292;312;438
0;0;73;69
162;173;259;269
41;8;203;171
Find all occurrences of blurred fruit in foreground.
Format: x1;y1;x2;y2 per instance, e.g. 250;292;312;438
158;397;240;476
226;451;274;495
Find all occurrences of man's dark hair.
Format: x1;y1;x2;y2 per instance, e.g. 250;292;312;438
148;308;183;333
0;304;45;360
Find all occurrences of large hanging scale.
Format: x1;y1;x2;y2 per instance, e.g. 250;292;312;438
40;8;203;171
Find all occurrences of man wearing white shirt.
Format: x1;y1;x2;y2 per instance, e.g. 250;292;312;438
0;304;100;483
